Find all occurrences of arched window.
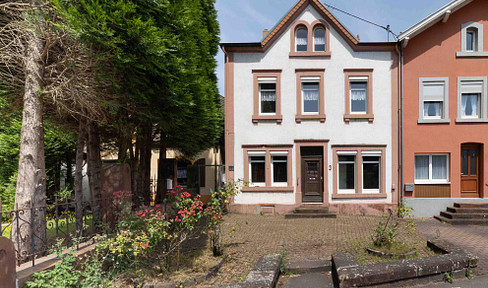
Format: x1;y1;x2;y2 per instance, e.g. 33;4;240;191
296;27;308;52
466;27;478;51
314;27;326;51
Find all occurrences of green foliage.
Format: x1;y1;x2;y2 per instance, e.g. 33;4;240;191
279;242;290;274
0;173;16;213
466;267;474;279
372;212;399;248
25;240;111;288
445;267;455;283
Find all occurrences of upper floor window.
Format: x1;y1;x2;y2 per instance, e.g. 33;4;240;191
458;22;487;57
418;78;449;123
290;20;330;57
456;77;488;122
252;70;282;124
295;69;325;123
313;27;326;52
343;69;374;123
296;27;308;52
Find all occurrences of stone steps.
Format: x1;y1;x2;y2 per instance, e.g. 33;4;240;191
436;202;488;225
285;205;336;219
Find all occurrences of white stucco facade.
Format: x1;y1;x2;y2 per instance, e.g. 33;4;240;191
226;4;396;210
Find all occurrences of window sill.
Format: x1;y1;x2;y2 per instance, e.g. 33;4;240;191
344;114;374;123
332;193;387;199
455;118;488;123
252;115;283;124
418;118;450;124
456;51;488;57
414;181;450;185
296;114;326;123
289;51;331;58
242;186;294;192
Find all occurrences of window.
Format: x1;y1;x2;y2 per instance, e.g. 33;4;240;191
296;27;308;52
252;70;282;123
414;154;449;184
295;69;325;123
457;77;488;122
249;152;265;186
258;78;276;114
314;28;326;52
302;79;320;114
362;154;380;192
333;146;386;198
418;78;449;123
289;20;330;57
271;152;288;186
458;22;486;57
344;69;374;122
350;79;368;114
338;154;356;194
243;146;293;191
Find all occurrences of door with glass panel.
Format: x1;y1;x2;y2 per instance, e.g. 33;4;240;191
301;156;323;202
461;144;481;198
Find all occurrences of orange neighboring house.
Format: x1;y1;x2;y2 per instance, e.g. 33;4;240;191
399;0;488;216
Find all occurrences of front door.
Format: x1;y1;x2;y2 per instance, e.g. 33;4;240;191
301;156;323;202
461;144;482;198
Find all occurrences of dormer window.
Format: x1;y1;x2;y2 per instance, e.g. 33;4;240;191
296;27;308;52
457;22;487;57
314;28;326;51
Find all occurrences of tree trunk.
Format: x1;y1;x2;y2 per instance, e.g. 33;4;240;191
87;122;102;226
142;125;152;204
74;120;86;232
11;27;46;257
157;134;167;202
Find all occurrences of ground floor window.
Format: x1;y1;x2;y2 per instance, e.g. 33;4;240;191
414;154;449;184
333;146;386;196
243;146;292;190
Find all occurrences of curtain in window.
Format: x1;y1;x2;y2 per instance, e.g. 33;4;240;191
261;91;276;102
351;88;366;101
462;94;478;116
303;86;319;100
296;29;308;45
314;29;325;44
415;156;429;180
432;156;447;180
424;102;441;117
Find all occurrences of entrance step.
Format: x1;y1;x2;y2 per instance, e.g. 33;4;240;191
434;215;488;225
285;205;336;219
284;260;332;274
279;272;334;288
454;202;488;208
436;202;488;225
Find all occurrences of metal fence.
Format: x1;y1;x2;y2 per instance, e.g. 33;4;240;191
0;194;127;267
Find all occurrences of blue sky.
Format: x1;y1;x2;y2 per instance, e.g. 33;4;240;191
214;0;452;94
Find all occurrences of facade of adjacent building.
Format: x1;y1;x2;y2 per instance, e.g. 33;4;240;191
399;0;488;216
221;0;400;215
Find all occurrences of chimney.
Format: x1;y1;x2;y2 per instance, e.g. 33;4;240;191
263;29;270;38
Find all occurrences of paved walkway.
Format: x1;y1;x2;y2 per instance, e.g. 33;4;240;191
415;218;488;275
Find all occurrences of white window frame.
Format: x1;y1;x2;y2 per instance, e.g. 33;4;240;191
270;151;288;187
414;153;450;184
301;77;320;115
457;22;488;57
362;151;381;194
349;77;368;115
248;151;266;187
258;77;277;116
418;77;449;123
313;27;326;52
457;77;488;122
337;151;357;194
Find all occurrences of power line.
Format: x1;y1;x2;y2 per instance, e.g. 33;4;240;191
322;1;398;41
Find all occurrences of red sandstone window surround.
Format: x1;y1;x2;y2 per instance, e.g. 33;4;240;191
252;70;283;124
343;69;374;123
290;20;331;57
295;68;326;123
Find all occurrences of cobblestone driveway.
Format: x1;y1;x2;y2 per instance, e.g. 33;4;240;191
415;218;488;276
201;213;430;286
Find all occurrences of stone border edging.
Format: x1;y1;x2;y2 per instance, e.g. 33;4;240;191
143;256;225;288
366;247;416;259
215;254;281;288
333;239;478;288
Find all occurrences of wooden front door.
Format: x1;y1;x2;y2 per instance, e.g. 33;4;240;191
461;144;482;198
301;156;323;202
